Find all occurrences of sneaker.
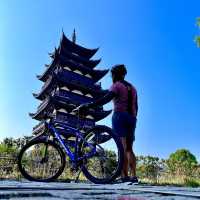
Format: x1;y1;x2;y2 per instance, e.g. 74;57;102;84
121;176;130;182
129;176;139;185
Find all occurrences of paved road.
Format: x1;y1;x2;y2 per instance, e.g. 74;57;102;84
0;181;200;199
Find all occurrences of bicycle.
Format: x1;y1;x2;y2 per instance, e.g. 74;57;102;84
17;106;124;184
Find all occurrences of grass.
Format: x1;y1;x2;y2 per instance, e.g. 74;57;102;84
139;176;200;188
184;178;200;188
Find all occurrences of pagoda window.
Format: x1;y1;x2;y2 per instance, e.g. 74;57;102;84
73;69;83;75
72;52;79;57
61;86;70;91
50;90;56;96
58;108;67;113
64;66;72;71
86;115;94;120
85;93;93;98
58;126;65;130
80;129;85;134
72;90;83;95
56;87;60;91
85;74;92;78
70;111;76;115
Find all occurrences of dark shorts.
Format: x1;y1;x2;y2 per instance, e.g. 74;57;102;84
112;111;137;150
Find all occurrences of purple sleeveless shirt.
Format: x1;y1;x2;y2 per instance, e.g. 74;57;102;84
109;81;137;117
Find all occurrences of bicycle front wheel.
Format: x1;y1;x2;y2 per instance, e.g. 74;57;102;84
81;125;124;184
18;139;66;182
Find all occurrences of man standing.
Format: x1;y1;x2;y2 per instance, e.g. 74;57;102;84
110;64;138;183
80;64;138;183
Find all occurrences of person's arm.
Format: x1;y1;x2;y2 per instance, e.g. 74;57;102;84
86;91;116;109
78;82;118;111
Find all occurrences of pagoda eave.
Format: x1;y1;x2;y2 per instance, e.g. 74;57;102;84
61;32;99;59
56;89;93;104
59;54;101;69
37;56;105;83
59;43;101;68
34;73;108;101
91;69;109;82
37;57;58;82
31;93;111;121
32;122;46;135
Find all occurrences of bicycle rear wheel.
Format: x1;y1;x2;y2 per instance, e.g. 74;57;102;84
18;139;66;182
81;125;124;184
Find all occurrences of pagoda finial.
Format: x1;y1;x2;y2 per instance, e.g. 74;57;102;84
72;29;76;43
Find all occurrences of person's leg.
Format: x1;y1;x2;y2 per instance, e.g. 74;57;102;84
126;137;136;177
126;116;137;177
127;149;136;177
112;112;128;178
120;137;128;178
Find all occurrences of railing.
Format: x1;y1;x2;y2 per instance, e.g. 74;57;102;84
0;154;18;177
58;90;92;104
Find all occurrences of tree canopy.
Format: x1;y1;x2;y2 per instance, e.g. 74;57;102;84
195;17;200;47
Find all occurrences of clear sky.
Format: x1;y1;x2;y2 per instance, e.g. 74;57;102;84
0;0;200;160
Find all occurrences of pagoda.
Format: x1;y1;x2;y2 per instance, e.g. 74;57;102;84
30;31;111;135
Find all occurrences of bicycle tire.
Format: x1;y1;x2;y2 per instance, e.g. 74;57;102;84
81;125;124;184
17;139;66;182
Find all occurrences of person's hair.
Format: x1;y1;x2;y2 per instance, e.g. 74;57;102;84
111;64;127;82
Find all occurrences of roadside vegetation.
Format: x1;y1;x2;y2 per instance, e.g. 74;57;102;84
0;137;200;187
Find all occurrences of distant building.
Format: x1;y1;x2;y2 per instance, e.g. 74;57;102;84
30;31;111;135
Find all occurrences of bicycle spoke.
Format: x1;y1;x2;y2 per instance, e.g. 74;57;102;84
19;141;65;181
81;126;123;184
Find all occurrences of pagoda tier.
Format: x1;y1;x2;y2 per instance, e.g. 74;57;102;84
56;89;95;104
57;41;101;68
37;56;109;83
50;48;101;68
55;110;94;129
32;122;45;135
29;95;111;121
32;116;93;136
33;73;108;101
60;32;98;59
35;93;103;111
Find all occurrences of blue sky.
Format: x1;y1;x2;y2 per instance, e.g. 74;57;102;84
0;0;200;160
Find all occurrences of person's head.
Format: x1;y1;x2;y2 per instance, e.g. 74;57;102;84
111;64;127;83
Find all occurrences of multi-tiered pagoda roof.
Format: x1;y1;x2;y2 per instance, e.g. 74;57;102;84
31;31;111;134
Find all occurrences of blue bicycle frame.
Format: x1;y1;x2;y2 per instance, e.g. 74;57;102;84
45;120;96;165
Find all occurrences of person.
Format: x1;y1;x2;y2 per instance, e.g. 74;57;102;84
79;64;138;183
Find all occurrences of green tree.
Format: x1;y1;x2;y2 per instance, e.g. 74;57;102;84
0;142;18;177
166;149;198;177
136;155;164;182
3;137;15;147
195;17;200;47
